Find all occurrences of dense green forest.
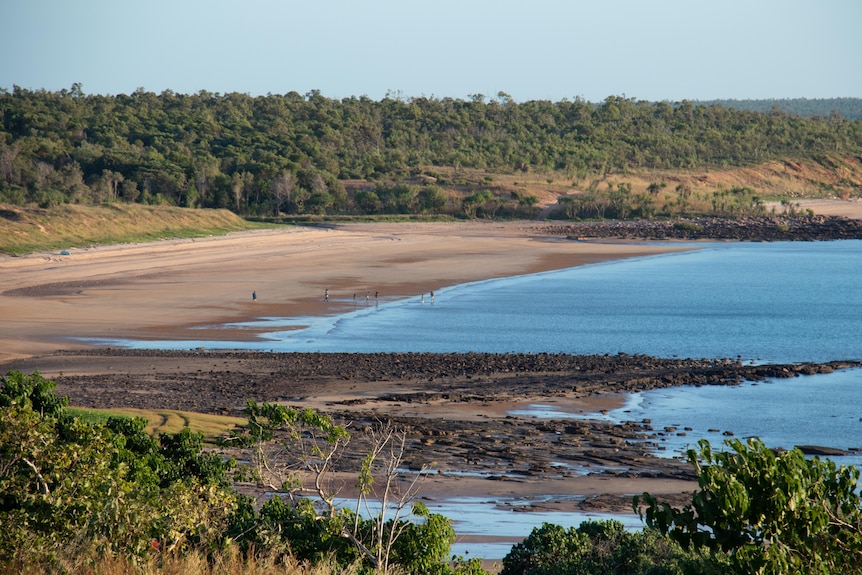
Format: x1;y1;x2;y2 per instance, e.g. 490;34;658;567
2;86;861;218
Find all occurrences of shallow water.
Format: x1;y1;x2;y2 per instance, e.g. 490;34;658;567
434;498;642;560
621;369;862;465
336;496;642;561
517;369;862;468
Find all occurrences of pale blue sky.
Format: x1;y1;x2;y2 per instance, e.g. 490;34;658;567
2;0;860;102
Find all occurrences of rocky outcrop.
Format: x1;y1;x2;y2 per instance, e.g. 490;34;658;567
542;215;862;241
12;349;859;489
41;350;860;415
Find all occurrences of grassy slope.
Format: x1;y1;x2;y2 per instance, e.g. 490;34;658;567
423;155;862;207
0;203;270;255
65;407;246;444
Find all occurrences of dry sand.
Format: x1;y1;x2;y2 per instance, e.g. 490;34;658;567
768;197;862;219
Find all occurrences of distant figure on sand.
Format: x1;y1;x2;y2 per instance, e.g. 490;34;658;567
324;289;329;302
421;294;425;304
430;290;435;303
252;291;257;302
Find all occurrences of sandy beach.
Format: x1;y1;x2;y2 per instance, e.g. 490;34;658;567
0;220;690;363
4;199;861;361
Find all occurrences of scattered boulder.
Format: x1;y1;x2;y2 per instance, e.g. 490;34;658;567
795;445;849;457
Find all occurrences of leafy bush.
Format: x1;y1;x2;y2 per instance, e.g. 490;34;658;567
636;438;862;575
226;400;480;574
500;519;712;575
0;371;243;567
1;372;482;574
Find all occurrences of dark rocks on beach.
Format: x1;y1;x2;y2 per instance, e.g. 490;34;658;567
35;349;860;417
12;349;859;483
544;215;862;242
795;445;850;457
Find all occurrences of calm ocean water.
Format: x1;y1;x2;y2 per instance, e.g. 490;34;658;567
236;239;862;361
115;239;860;360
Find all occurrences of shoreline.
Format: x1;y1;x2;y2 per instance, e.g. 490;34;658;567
0;221;694;362
3;214;860;362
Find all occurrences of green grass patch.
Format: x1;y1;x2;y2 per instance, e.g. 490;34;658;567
66;406;246;443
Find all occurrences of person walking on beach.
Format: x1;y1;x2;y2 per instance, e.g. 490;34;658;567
430;290;435;303
324;289;329;302
252;291;257;302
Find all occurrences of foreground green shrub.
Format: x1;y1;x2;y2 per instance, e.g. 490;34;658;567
636;438;862;575
500;519;719;575
226;400;484;574
1;371;484;575
0;371;243;568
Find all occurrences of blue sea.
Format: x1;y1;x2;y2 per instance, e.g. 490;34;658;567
282;240;861;361
117;240;862;361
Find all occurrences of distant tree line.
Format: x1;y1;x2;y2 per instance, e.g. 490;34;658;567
2;85;861;217
698;97;862;120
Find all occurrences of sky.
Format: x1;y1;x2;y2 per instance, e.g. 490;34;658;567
2;0;860;103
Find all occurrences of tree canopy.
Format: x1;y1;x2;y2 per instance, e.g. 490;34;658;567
2;87;860;216
699;98;862;120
